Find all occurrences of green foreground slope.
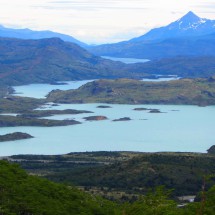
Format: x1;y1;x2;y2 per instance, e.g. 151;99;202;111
1;160;215;215
0;161;119;215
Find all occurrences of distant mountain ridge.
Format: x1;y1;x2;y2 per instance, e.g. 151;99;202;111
0;24;87;47
0;37;215;86
0;37;149;86
88;12;215;59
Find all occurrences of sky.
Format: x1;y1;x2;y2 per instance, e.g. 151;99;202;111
0;0;214;44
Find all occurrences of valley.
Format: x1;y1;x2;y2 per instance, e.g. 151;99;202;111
0;8;215;214
5;151;215;198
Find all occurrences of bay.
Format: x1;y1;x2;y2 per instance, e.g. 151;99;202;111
12;80;93;98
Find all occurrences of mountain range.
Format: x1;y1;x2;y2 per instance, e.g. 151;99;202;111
0;24;87;47
0;37;150;86
88;11;215;59
1;11;215;86
130;11;215;42
0;37;215;86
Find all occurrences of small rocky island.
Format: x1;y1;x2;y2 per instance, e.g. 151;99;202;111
133;108;149;111
149;109;162;113
133;107;162;113
83;116;108;121
0;132;33;142
113;117;131;122
96;105;112;108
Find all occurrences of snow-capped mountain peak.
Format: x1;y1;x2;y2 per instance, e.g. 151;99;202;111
168;11;213;31
176;11;200;23
127;11;215;43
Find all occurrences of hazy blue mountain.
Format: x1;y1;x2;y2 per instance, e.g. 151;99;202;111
0;25;87;47
0;37;149;86
132;56;215;78
88;12;215;59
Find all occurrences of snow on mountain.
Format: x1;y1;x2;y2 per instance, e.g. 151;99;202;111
168;11;215;31
130;11;215;42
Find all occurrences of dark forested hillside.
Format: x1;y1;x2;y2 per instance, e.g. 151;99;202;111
42;152;215;197
131;56;215;78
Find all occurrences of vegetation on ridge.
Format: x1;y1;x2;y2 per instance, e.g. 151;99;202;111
10;152;215;198
0;160;119;215
47;78;215;106
2;156;215;214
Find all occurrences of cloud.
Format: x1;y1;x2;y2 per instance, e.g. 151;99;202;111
0;0;214;43
35;0;149;11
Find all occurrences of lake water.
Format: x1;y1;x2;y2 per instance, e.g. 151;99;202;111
13;80;94;98
2;78;214;156
12;77;179;99
0;103;214;156
102;56;150;64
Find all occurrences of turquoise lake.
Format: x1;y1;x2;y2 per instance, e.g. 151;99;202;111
1;70;214;156
12;80;93;98
0;103;214;156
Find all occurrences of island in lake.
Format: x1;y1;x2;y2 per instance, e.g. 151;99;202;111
47;77;215;106
0;132;33;142
83;116;108;121
0;115;80;127
97;105;112;108
113;117;132;122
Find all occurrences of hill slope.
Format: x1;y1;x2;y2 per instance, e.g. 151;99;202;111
1;158;215;214
42;152;215;196
131;56;215;78
0;37;149;86
89;34;215;59
0;160;118;215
